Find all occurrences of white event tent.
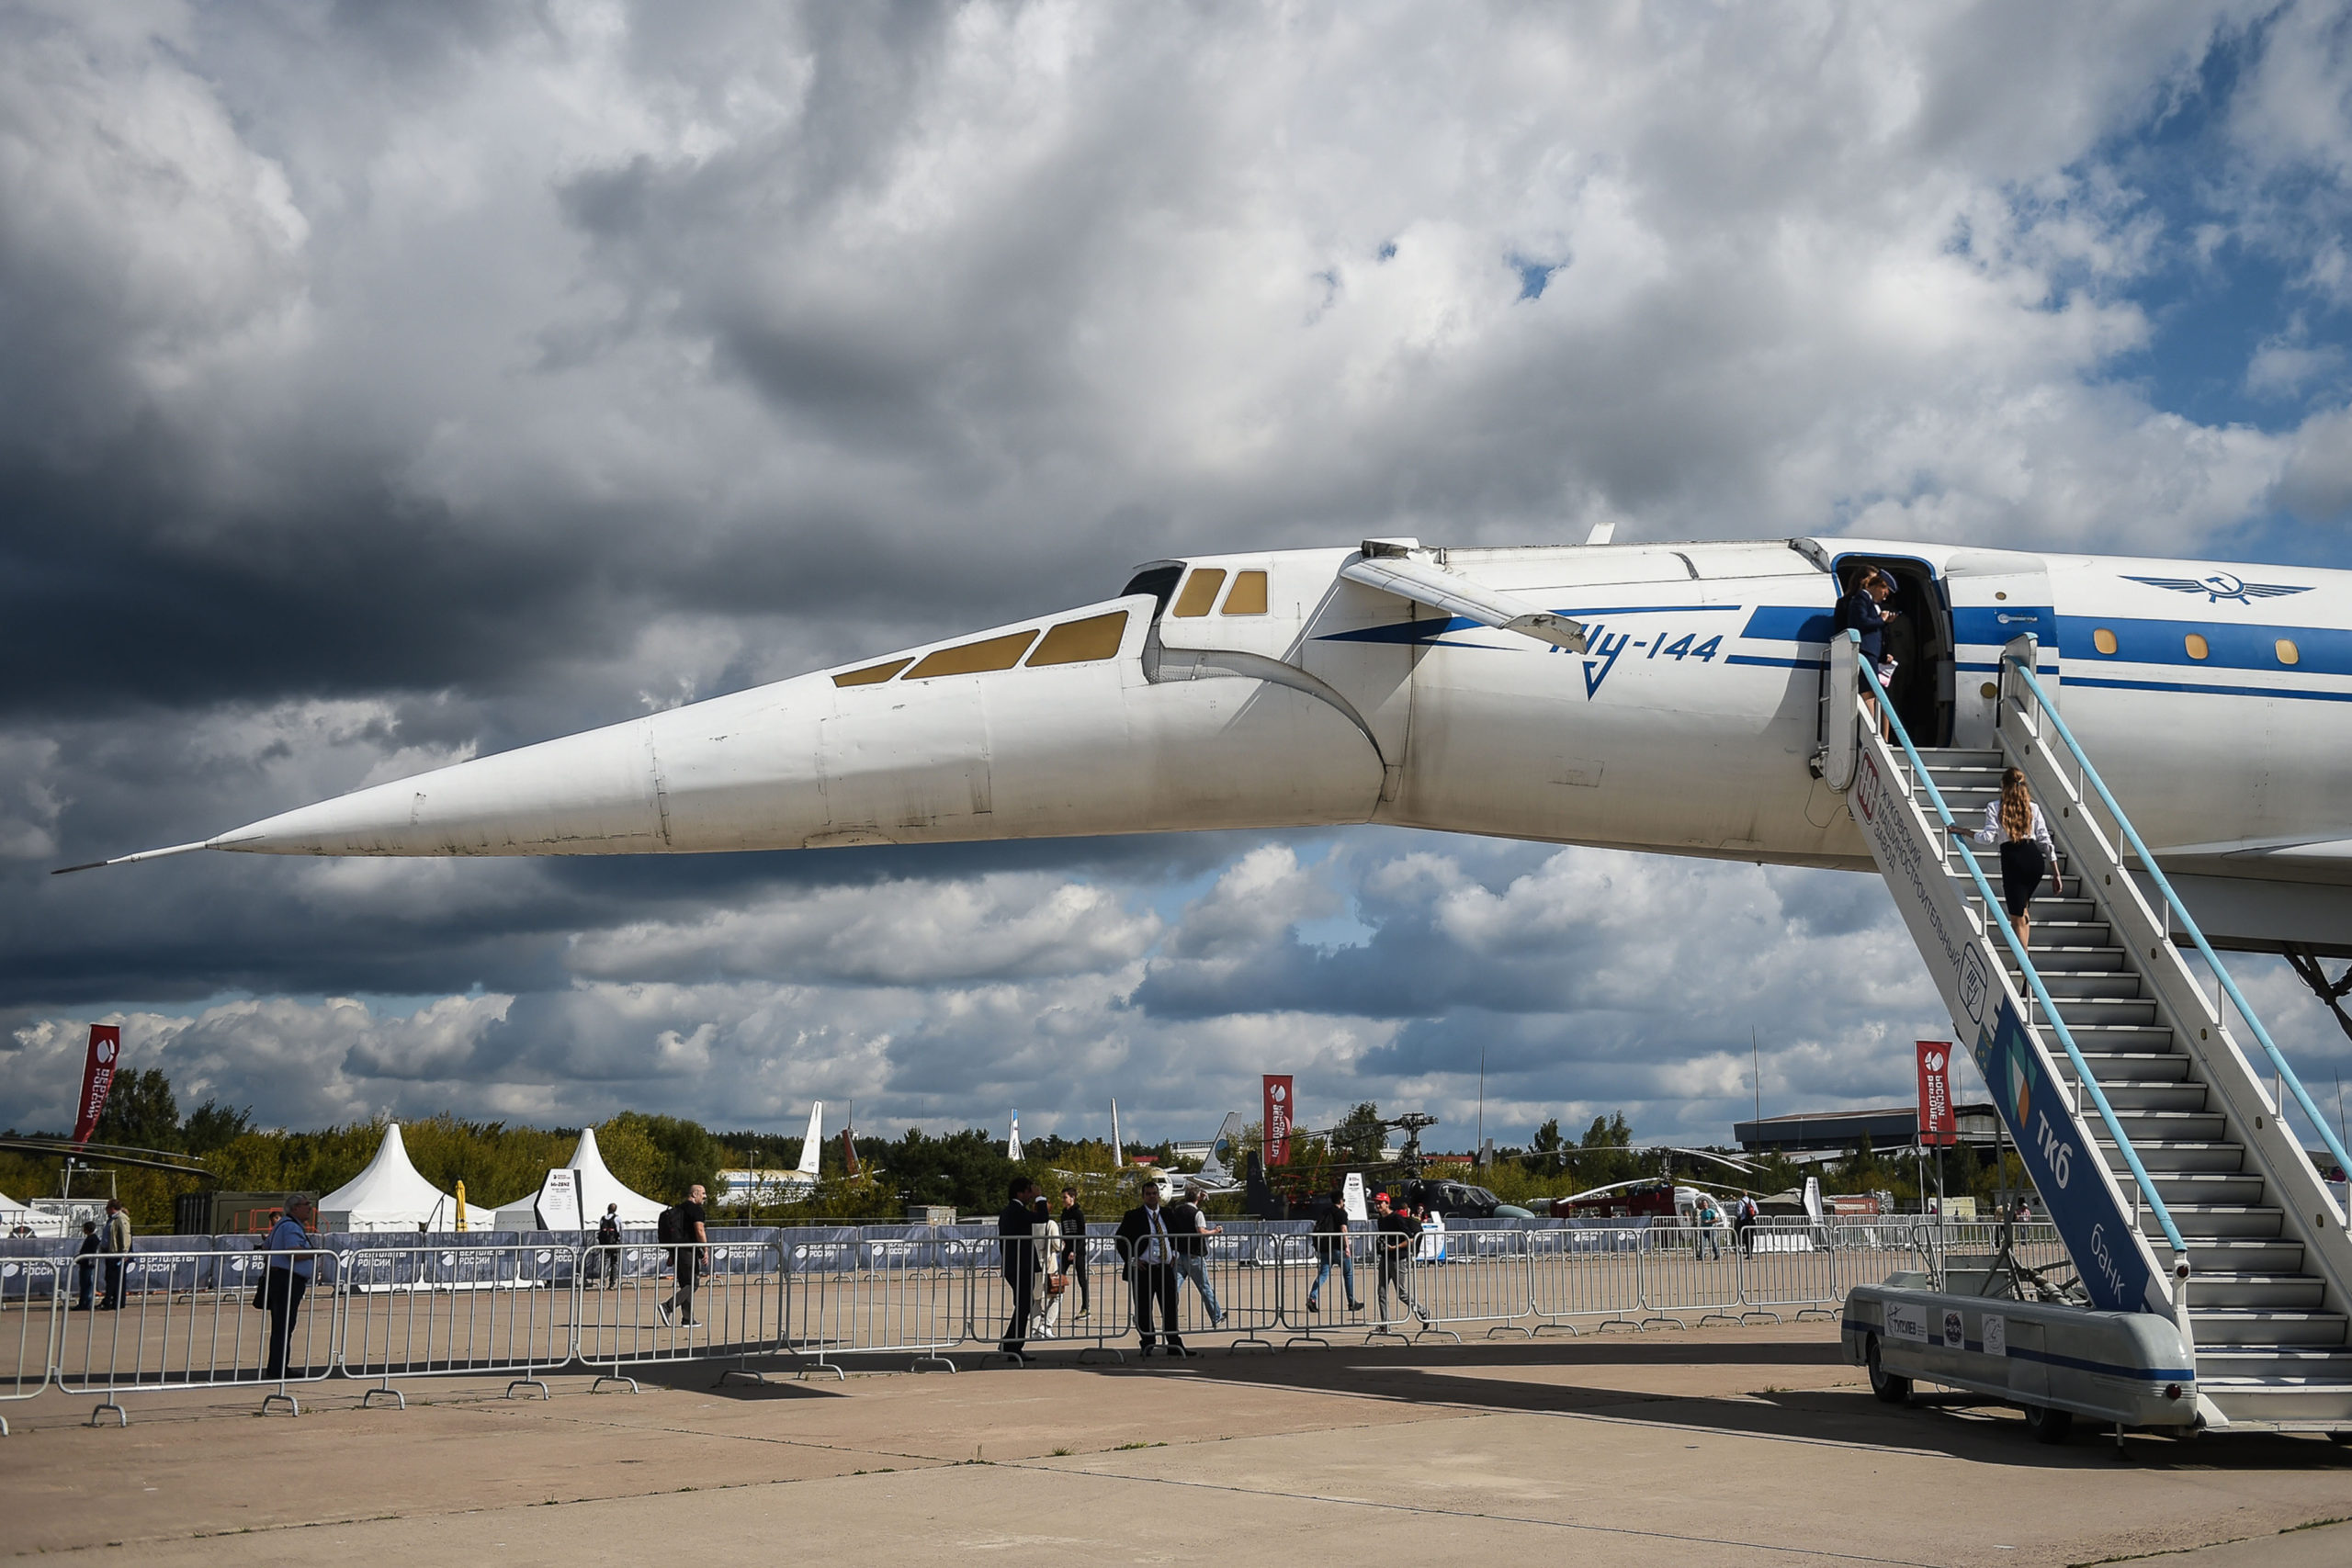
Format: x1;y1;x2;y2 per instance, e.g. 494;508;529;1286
2;1188;48;1234
318;1122;499;1233
491;1125;666;1232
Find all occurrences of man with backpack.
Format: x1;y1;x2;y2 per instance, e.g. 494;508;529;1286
589;1203;622;1290
658;1185;708;1326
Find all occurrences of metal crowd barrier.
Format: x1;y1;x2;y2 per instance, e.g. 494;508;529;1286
2;1268;57;1434
0;1217;2055;1426
1525;1224;1645;1334
964;1235;1140;1363
575;1236;785;1391
1274;1229;1368;1347
1633;1224;1746;1327
340;1242;582;1404
51;1245;340;1424
1396;1227;1532;1339
785;1235;961;1376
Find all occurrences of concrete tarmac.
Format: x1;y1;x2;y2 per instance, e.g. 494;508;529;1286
6;1324;2347;1566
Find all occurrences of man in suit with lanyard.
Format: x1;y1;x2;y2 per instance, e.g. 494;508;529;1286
1114;1182;1194;1358
998;1177;1042;1362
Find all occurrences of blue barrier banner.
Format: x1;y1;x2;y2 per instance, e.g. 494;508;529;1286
1970;995;2158;1314
0;1245;63;1303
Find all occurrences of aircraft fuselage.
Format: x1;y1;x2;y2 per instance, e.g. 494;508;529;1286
165;536;2352;953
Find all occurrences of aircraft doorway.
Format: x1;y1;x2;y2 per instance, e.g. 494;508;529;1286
1836;557;1952;746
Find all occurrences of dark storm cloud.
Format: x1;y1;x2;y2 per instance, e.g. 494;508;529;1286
5;2;2351;1143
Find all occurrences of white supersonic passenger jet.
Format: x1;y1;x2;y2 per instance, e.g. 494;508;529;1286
76;535;2351;959
72;534;2352;1430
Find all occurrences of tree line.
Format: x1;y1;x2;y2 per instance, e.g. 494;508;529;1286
4;1072;2017;1231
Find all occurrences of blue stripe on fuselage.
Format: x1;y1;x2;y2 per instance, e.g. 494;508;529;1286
1317;603;1739;646
2059;615;2352;678
1740;604;1835;644
1324;599;2352;694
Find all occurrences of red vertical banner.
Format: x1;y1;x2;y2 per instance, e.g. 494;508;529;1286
74;1024;122;1145
1916;1041;1957;1147
1262;1075;1293;1167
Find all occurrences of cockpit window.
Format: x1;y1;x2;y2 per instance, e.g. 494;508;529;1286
1220;570;1268;615
1171;568;1227;617
1120;564;1184;615
902;629;1040;680
833;658;912;688
1027;611;1128;667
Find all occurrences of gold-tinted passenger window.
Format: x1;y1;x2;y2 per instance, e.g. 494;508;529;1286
1170;568;1227;617
903;630;1040;680
1028;611;1128;667
833;658;912;688
2091;628;2118;656
1220;570;1269;615
2184;633;2210;660
2277;638;2301;666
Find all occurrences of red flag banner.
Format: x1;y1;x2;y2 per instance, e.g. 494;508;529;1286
74;1024;122;1145
1916;1041;1957;1147
1262;1075;1294;1167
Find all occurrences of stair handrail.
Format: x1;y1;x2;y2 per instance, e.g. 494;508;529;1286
1853;645;2191;1261
2001;655;2352;1193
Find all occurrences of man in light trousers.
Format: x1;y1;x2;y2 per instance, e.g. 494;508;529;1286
1168;1183;1226;1328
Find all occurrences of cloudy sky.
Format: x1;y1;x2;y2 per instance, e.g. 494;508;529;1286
5;1;2350;1152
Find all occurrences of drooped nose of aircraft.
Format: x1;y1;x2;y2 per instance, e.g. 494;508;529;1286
206;706;707;856
180;584;1390;861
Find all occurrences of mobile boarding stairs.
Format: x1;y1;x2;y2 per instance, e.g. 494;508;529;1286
1821;631;2352;1442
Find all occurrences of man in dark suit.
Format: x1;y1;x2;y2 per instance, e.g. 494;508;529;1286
1114;1183;1194;1357
998;1177;1041;1360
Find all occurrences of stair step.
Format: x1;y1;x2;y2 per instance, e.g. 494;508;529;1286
2098;1109;2220;1146
2141;1171;2266;1202
2024;919;2115;947
2096;1080;2211;1112
2182;1238;2308;1272
2050;998;2162;1027
2077;1052;2191;1082
2195;1347;2352;1375
2192;1309;2348;1346
2061;1022;2188;1050
2190;1274;2329;1309
2037;974;2147;1000
2025;944;2130;973
2095;1139;2246;1173
2199;1378;2352;1424
2103;1111;2229;1142
2165;1204;2285;1239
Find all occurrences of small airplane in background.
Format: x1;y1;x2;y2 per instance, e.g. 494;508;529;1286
713;1101;826;1205
1041;1110;1249;1204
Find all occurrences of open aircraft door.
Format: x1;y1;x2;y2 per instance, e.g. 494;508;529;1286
1939;548;2060;750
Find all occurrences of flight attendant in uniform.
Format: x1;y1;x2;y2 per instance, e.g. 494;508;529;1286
1951;767;2063;953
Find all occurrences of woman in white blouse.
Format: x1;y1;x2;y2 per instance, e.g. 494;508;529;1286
1948;768;2064;953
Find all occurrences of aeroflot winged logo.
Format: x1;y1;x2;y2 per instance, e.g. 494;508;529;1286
2123;571;2313;605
